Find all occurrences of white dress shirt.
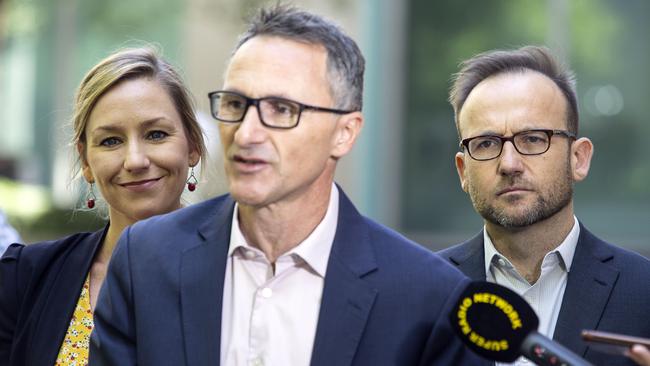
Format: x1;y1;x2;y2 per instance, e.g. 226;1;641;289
220;185;339;366
485;216;580;366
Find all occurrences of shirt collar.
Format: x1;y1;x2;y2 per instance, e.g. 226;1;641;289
227;183;340;278
483;216;580;276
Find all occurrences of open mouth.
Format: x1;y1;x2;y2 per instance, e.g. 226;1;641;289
233;155;267;165
231;155;270;173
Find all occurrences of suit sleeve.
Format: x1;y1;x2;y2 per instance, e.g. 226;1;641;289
89;227;137;366
0;244;25;364
418;277;491;366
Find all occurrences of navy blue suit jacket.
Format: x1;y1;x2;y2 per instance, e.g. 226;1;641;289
0;228;106;366
90;190;487;366
438;223;650;366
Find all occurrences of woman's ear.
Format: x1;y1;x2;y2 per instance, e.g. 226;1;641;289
77;142;94;183
188;146;201;168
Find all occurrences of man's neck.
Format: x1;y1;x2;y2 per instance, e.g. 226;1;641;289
486;203;575;284
237;183;334;263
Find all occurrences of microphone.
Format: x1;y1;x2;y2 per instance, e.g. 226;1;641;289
448;281;593;366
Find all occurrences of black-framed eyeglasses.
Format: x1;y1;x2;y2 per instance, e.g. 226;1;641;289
208;90;356;129
460;129;577;161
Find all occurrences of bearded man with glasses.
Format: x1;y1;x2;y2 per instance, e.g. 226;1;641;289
438;46;650;366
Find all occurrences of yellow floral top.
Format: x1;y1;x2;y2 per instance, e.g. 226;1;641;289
55;275;93;366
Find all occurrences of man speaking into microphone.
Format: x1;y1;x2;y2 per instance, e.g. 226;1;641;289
438;45;650;365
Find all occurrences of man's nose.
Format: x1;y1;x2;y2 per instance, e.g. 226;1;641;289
233;104;267;145
497;141;524;175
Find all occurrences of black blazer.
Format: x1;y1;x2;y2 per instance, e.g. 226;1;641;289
0;228;106;366
438;222;650;366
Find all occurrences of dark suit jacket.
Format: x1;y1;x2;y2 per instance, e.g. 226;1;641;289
0;228;106;366
438;223;650;365
90;190;488;366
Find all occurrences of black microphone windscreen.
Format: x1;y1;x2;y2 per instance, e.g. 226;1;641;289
448;281;539;362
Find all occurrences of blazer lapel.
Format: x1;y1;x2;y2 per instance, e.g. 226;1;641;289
180;197;234;366
28;228;106;366
310;189;378;366
553;224;619;356
448;232;487;281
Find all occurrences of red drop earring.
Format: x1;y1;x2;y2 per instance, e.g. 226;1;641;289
186;167;198;192
86;182;97;208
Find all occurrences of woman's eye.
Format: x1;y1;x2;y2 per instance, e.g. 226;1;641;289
99;137;121;147
147;130;168;140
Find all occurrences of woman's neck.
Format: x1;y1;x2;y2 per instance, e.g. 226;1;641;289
96;219;129;265
89;218;131;311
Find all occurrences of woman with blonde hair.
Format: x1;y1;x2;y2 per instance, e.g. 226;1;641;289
0;46;206;365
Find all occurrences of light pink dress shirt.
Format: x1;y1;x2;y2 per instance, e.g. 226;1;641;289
220;185;339;366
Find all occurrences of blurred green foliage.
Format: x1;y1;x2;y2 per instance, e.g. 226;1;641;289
2;0;647;251
10;207;106;244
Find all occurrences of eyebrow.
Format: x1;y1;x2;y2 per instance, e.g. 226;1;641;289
222;88;295;101
470;125;546;137
89;117;171;135
474;130;502;136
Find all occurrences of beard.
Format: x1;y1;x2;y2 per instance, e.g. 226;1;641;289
467;159;574;229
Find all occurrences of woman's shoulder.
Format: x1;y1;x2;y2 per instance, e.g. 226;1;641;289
2;229;104;269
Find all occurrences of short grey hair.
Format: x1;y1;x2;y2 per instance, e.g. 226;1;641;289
234;4;365;111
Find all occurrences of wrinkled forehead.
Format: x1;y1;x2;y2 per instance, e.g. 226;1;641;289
458;70;568;138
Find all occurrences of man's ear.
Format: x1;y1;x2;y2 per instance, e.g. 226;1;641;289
571;137;593;182
331;111;363;159
455;151;469;193
77;142;94;183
